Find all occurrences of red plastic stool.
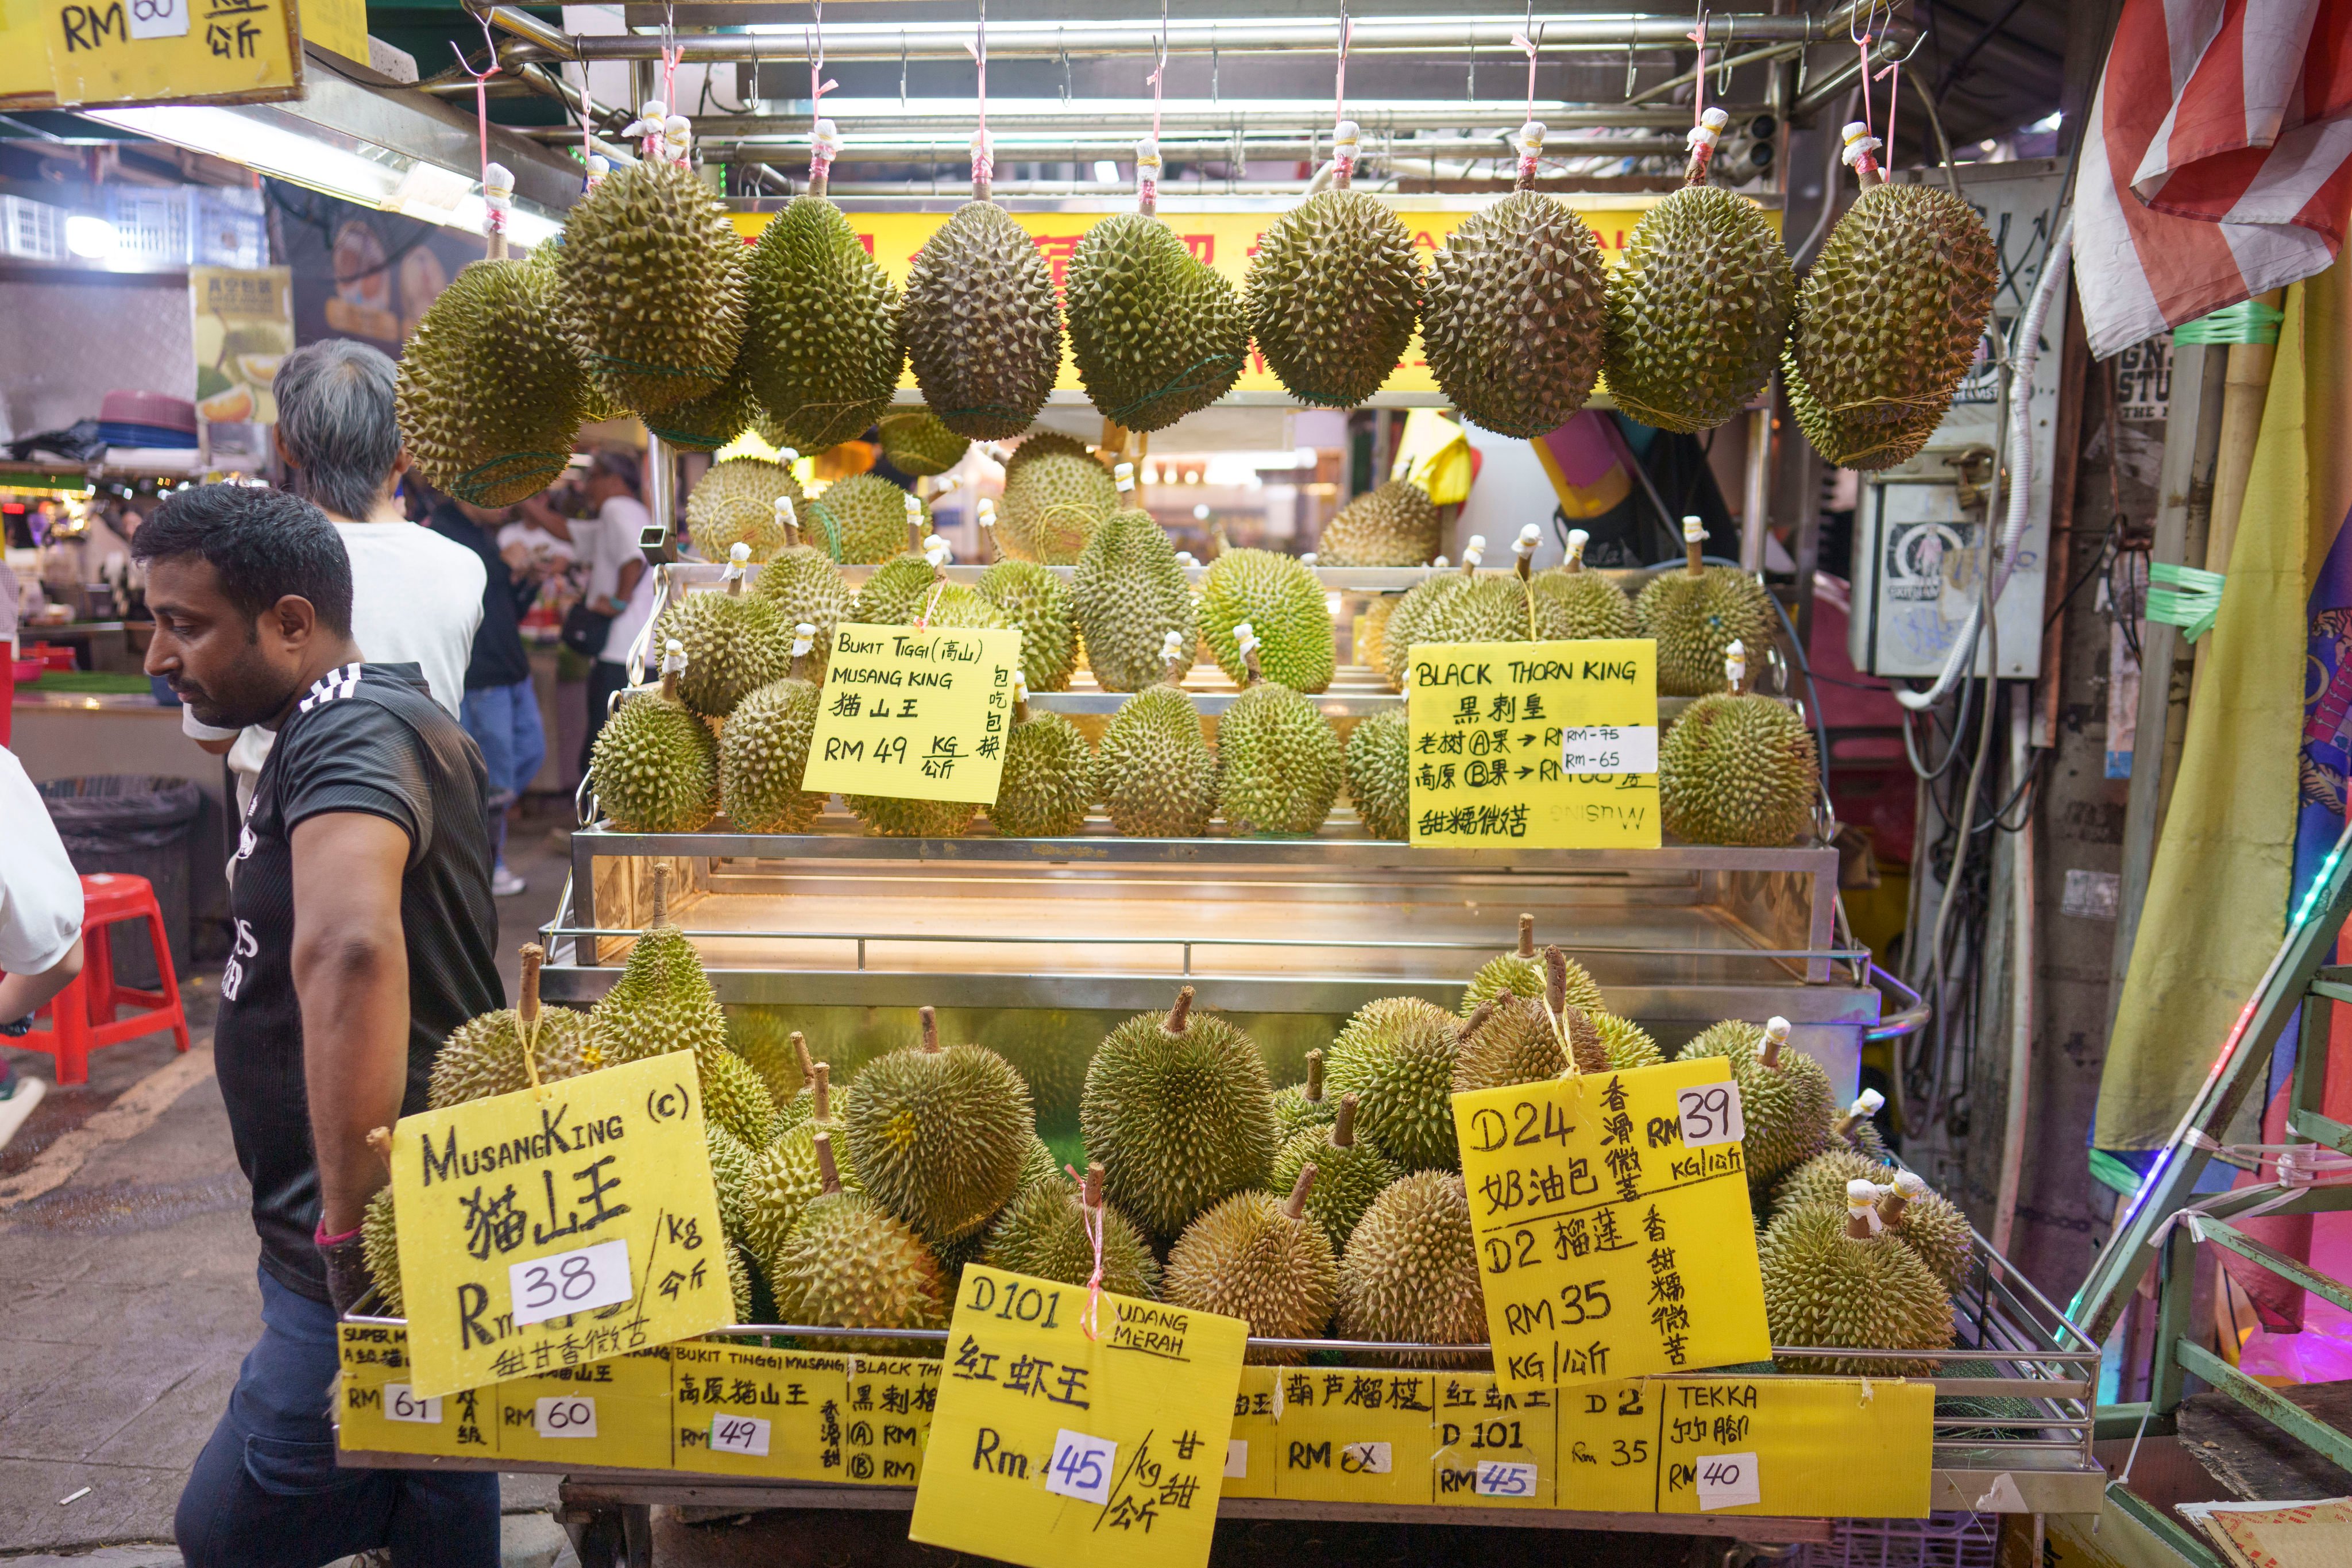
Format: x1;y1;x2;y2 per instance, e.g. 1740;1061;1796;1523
18;872;191;1086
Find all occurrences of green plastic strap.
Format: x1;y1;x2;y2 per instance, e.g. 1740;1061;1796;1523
1101;351;1246;427
2146;587;2222;643
804;497;847;562
2088;1148;2145;1196
2150;561;2225;593
2171;300;2284;345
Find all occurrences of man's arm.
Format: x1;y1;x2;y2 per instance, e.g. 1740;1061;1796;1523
607;554;644;615
290;811;412;1236
0;936;84;1024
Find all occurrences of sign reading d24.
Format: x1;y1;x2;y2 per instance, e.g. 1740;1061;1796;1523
389;1053;732;1399
1405;637;1659;849
1453;1059;1770;1389
800;623;1023;806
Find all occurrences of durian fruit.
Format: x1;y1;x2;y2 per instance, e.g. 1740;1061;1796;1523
1783;342;1950;472
1164;1167;1341;1361
1600;109;1792;434
1316;480;1440;567
976;559;1077;692
805;474;930;565
901;191;1062;439
1774;1145;1897;1214
1081;984;1279;1240
653;547;794;718
1592;1012;1666;1071
1531;529;1639;639
1269;1094;1400;1248
588;641;719;832
725;1241;755;1323
851;532;948;627
647;350;764;453
748;515;853;675
1660;639;1820;845
983;1163;1161;1300
1759;1180;1955;1376
740;165;905;452
1421;125;1608;438
1337;1169;1487;1367
553;158;745;416
1072;505;1198;691
847;794;982;839
742;1061;857;1261
1879;1171;1976;1296
362;1183;403;1315
990;681;1093;837
1345;706;1410;840
744;1026;817;1132
1324;996;1480;1172
1451;949;1609;1094
1216;625;1344;835
686;458;805;565
1092;638;1218;837
1462;915;1603;1019
876;406;968;477
997;434;1118;565
1635;517;1776;697
843;1006;1036;1246
428;945;600;1109
1011;1133;1060;1197
1358;594;1399;674
1244;126;1421;407
1199;550;1337;694
718;628;828;832
394;258;585;505
1377;546;1528;690
1836;1089;1895;1162
708;1121;755;1242
1271;1048;1337;1141
1064;159;1247;431
1680;1015;1835;1193
764;1133;949;1354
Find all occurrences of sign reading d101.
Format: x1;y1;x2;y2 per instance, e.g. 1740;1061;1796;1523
1405;638;1659;849
801;623;1024;806
389;1054;732;1399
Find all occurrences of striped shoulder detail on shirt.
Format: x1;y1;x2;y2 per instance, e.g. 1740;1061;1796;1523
298;662;364;714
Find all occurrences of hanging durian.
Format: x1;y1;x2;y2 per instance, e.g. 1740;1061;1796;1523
719;622;828;832
1164;1167;1341;1361
1531;528;1639;639
1073;476;1199;691
1635;517;1775;697
1216;621;1344;835
1660;640;1820;845
990;674;1093;837
1245;121;1420;407
1345;706;1410;840
1680;1015;1835;1194
902;135;1062;438
428;944;600;1109
763;1133;949;1354
876;407;968;478
1081;984;1278;1240
395;250;585;505
1462;915;1603;1019
1272;1048;1337;1141
984;1163;1161;1300
1423;122;1609;437
1337;1169;1488;1366
1317;479;1441;568
687;458;805;565
1601;108;1792;433
1325;996;1484;1172
654;544;794;719
588;639;719;832
843;1006;1035;1246
1092;632;1218;836
806;474;930;565
997;434;1119;564
749;500;853;675
1269;1094;1400;1248
976;558;1077;692
647;348;765;453
1759;1180;1955;1376
1199;550;1337;694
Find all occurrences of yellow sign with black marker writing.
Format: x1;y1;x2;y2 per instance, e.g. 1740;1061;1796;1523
669;1340;937;1484
800;622;1023;806
387;1053;732;1399
12;0;303;109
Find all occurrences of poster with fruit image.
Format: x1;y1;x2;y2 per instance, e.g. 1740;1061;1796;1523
190;267;294;425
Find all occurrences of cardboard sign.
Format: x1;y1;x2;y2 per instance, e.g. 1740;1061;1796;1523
909;1266;1246;1568
1405;638;1660;848
1271;1369;1440;1505
14;0;303;109
491;1350;676;1470
800;622;1023;806
1453;1059;1771;1389
1555;1375;1934;1517
387;1053;733;1399
670;1339;936;1484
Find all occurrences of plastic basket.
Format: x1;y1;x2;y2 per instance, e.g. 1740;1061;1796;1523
1805;1512;1996;1568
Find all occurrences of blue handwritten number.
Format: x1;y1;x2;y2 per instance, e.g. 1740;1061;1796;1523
1056;1442;1103;1491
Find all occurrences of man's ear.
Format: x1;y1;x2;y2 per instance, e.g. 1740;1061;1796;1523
267;593;320;653
273;427;294;472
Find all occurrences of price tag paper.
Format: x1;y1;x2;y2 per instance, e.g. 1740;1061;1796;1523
801;623;1024;805
1271;1370;1438;1504
1434;1375;1559;1508
29;0;302;110
387;1053;732;1398
1405;638;1659;848
1454;1059;1769;1388
909;1266;1247;1568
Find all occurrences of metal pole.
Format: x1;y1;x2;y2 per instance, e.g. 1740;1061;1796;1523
1991;686;2035;1259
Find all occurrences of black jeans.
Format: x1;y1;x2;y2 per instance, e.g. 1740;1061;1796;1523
581;658;632;779
176;1268;499;1568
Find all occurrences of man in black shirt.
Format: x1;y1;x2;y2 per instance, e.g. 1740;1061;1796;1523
136;484;501;1567
425;492;547;897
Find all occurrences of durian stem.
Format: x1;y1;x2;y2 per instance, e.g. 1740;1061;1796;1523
1845;1208;1875;1239
1167;985;1194;1035
812;1061;831;1121
1458;998;1499;1043
810;170;829;199
906;518;924;554
920;1005;940;1052
814;1130;842;1195
1517;914;1535;959
519;944;544;1028
1880;1187;1910;1224
1333;1094;1357;1149
1685;535;1705;576
1241;646;1263;687
1761;1029;1783;1071
793;1030;813;1083
1543;946;1567;1018
365;1125;393;1171
660;668;681;702
1304;1048;1324;1103
650;863;671;928
1834;1109;1861;1137
1283;1163;1318;1221
1084;1161;1104;1211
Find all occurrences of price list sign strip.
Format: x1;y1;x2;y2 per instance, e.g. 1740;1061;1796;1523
801;623;1024;805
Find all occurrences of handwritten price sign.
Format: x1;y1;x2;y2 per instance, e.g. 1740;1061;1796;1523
800;623;1024;806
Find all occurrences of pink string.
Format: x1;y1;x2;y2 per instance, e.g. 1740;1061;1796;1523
1512;28;1540;183
1333;7;1352;132
808;0;838;185
1856;32;1873;147
1149;1;1167;146
1068;1165;1108;1341
450;18;502;239
972;0;991;190
1689;16;1707;129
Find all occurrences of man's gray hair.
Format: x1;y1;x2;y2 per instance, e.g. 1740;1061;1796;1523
273;339;403;521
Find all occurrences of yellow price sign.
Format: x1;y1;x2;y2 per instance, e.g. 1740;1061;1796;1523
16;0;303;109
338;1322;497;1461
1453;1059;1770;1388
800;623;1023;805
387;1053;733;1399
1405;638;1659;849
670;1340;936;1484
1556;1375;1934;1517
909;1266;1246;1568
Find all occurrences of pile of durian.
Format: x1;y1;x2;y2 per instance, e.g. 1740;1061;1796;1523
365;909;1967;1376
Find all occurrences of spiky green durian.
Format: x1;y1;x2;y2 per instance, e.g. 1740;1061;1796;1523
1423;190;1608;437
1337;1170;1487;1366
1325;997;1473;1172
1164;1172;1340;1360
1634;560;1775;697
740;193;904;451
701;1030;782;1148
1081;986;1277;1239
653;582;793;719
427;982;600;1110
902;201;1063;439
1592;1012;1665;1071
741;1063;856;1260
1269;1095;1400;1248
983;1173;1162;1299
553;159;745;416
1093;683;1217;837
1317;481;1440;567
686;458;805;564
719;674;827;832
1880;1172;1976;1296
1380;570;1530;689
1245;188;1420;408
725;1010;810;1120
588;669;718;832
1679;1018;1836;1192
1216;678;1343;835
1272;1049;1337;1141
750;546;852;674
1774;1146;1898;1213
976;560;1077;692
1072;509;1198;692
1462;918;1603;1018
1345;707;1410;840
991;708;1092;837
1759;1192;1955;1376
725;1241;756;1322
876;407;968;477
708;1120;755;1243
845;793;981;838
1601;184;1791;434
999;439;1120;564
1066;211;1247;431
1660;691;1820;846
1783;343;1949;472
362;1185;403;1314
765;1155;948;1355
841;1010;1034;1245
805;474;928;565
1531;561;1639;639
395;258;585;505
647;350;764;453
851;553;945;628
1451;991;1606;1096
1199;550;1336;693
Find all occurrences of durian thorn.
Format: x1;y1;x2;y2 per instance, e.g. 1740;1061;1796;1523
1517;913;1536;958
1283;1163;1318;1221
1167;985;1195;1035
1458;998;1499;1044
920;1005;940;1053
1084;1161;1105;1211
650;862;672;929
1543;946;1569;1018
792;1030;813;1082
1304;1048;1325;1103
812;1061;831;1121
813;1130;842;1195
1333;1094;1358;1149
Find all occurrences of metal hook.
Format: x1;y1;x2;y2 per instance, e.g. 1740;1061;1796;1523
1886;25;1930;65
1057;25;1069;105
899;33;909;107
1210;36;1219;104
1626;41;1637;98
1851;0;1890;48
1717;15;1735;95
